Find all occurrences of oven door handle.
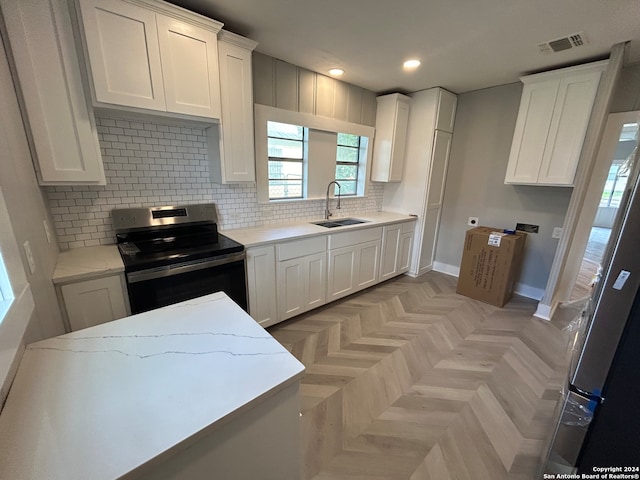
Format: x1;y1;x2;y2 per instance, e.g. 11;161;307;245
127;252;245;284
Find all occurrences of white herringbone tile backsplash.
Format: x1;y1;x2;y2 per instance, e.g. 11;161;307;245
46;116;384;250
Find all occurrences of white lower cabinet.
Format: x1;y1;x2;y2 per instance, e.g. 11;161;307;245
245;245;278;327
59;274;129;331
243;220;416;327
327;227;382;302
276;237;327;322
379;222;415;281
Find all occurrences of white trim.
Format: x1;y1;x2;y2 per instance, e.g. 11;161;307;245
254;104;375;204
514;282;545;301
0;184;34;406
432;261;460;277
534;302;554;321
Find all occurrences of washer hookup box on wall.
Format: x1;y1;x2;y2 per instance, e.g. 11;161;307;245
456;226;527;307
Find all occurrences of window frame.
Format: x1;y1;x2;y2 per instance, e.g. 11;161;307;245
0;184;34;404
335;133;361;196
267;121;306;200
254;105;374;204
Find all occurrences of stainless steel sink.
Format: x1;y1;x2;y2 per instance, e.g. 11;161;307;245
311;218;369;228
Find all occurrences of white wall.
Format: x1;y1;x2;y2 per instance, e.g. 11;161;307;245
435;83;573;298
0;37;64;342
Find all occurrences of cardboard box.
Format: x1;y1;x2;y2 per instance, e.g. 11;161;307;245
456;226;527;307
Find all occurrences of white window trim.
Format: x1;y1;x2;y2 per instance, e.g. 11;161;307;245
255;104;375;204
0;185;34;406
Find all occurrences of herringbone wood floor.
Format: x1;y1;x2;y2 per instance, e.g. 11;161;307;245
269;272;576;480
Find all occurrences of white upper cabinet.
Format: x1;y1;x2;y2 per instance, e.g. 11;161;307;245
76;0;222;120
371;93;411;182
156;16;221;118
2;0;105;185
209;31;258;183
505;60;607;186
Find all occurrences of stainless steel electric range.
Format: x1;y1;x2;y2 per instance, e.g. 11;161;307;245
112;203;247;315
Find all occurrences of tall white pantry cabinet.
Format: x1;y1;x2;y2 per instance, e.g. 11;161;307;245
381;87;457;277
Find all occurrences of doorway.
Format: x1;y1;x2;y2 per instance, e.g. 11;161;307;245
567;115;639;302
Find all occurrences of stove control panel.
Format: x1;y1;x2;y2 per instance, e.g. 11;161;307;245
112;204;219;232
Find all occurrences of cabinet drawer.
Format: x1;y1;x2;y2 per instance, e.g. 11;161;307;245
329;226;382;250
277;236;326;261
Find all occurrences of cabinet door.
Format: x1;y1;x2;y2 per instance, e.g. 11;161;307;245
277;258;306;321
379;225;401;281
398;230;414;273
416;131;452;276
435;89;457;133
538;71;602;185
371;94;411;182
327;246;357;301
61;275;129;331
504;80;559;184
3;0;105;185
356;240;381;291
305;252;326;311
156;15;221;119
214;37;256;182
246;246;278;327
79;0;166;110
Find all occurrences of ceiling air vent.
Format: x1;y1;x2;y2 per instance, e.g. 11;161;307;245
538;32;588;54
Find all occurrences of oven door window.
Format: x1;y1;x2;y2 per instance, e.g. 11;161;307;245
126;260;247;314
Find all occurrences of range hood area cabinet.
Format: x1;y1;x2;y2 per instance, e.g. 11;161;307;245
208;31;258;183
75;0;223;120
370;93;411;182
504;60;608;186
1;0;105;185
381;87;457;277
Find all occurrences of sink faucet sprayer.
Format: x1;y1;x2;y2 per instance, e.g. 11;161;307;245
325;181;341;220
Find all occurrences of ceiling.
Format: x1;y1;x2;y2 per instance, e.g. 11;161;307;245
168;0;640;95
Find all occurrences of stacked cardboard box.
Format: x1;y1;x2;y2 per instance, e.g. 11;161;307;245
456;226;527;307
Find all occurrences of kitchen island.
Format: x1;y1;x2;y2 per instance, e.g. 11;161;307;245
0;292;305;480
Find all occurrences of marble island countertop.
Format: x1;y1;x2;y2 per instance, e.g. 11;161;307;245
221;211;416;247
0;292;305;480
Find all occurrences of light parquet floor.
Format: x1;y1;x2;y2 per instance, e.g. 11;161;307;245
268;272;577;480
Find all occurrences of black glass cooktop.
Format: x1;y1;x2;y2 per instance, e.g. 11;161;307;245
116;224;243;272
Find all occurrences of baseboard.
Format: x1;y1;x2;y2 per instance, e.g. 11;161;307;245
432;262;460;277
534;302;554;321
514;282;545;301
432;262;544;302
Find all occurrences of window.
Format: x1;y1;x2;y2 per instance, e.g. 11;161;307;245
267;121;305;200
600;162;629;208
335;133;360;196
255;105;375;204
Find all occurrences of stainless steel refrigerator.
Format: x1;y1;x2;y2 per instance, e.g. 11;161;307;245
544;151;640;473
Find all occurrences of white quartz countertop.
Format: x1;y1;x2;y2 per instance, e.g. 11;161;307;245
222;211;416;247
52;244;124;284
0;293;305;480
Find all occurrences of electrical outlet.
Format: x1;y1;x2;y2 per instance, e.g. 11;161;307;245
23;240;36;274
468;216;479;226
552;227;563;239
43;219;52;244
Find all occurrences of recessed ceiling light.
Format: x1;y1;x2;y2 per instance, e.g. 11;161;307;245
403;59;421;70
328;68;344;76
